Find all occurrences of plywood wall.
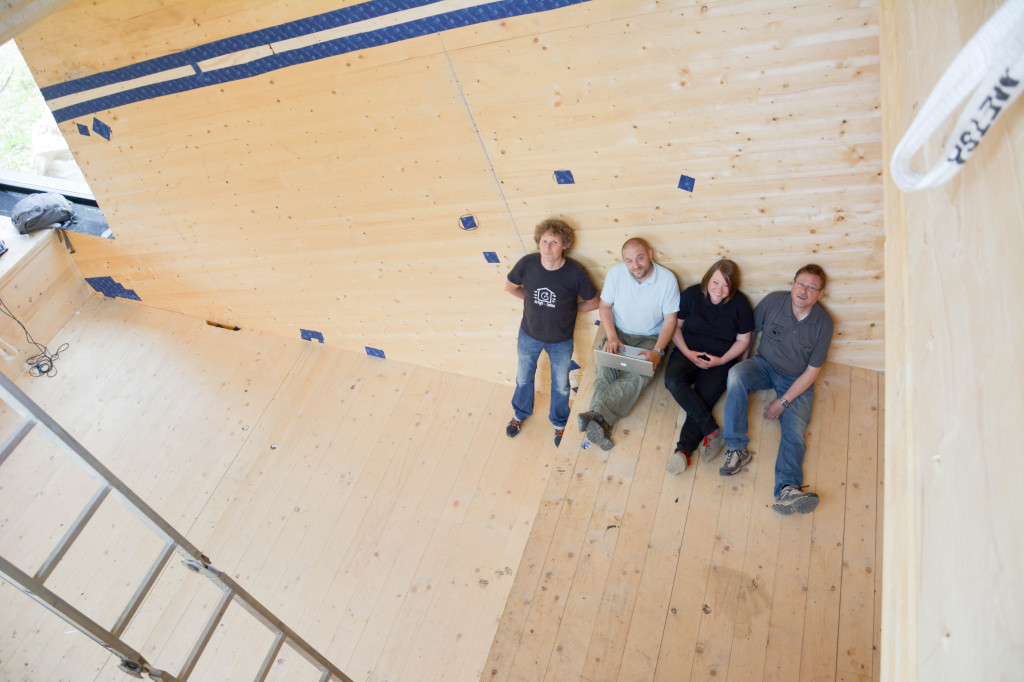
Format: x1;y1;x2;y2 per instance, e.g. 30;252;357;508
0;231;91;381
14;0;883;385
880;0;1024;680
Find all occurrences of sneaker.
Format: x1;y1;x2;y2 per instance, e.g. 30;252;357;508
576;410;600;433
719;448;751;476
772;485;820;515
665;449;690;475
700;430;727;463
585;418;614;451
554;428;565;447
506;418;523;438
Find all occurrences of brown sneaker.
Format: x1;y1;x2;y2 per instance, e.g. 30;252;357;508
719;448;751;476
772;485;820;515
576;410;600;432
585;418;614;451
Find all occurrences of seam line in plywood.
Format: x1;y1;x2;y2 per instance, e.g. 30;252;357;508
439;33;525;256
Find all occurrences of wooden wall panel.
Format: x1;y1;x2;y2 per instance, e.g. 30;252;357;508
881;0;1024;680
0;231;91;381
15;0;883;386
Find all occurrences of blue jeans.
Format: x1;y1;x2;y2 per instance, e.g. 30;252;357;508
512;329;574;429
723;356;815;498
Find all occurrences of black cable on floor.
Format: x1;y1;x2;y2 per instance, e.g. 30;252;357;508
0;296;68;377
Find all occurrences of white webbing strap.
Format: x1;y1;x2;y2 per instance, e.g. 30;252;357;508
889;0;1024;192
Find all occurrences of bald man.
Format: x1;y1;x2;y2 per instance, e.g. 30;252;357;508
578;238;679;451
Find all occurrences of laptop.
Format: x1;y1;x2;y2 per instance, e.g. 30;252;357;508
593;344;654;377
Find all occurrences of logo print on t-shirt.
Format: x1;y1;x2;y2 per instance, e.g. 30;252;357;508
534;287;556;308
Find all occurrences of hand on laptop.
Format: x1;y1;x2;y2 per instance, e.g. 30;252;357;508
639;348;662;368
603;337;624;355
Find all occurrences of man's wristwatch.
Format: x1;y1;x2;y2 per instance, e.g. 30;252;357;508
779;398;790;408
655;348;665;357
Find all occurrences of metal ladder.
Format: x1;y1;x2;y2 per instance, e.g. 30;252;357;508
0;372;352;682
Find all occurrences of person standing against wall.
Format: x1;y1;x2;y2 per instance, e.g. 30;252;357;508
505;218;599;446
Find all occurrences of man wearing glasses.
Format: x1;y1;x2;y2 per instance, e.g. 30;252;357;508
718;264;833;515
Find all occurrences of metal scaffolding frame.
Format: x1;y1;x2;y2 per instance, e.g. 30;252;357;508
0;372;352;681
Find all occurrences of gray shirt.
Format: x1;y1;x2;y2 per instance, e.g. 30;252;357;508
754;291;833;377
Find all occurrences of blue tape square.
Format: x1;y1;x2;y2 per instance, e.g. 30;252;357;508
554;170;575;184
678;174;695;192
460;215;478;230
85;276;140;301
76;123;90;136
300;329;324;343
483;251;500;264
365;346;386;359
92;117;112;140
570;360;581;372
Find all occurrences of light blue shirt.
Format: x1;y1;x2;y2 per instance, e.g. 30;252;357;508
600;262;680;336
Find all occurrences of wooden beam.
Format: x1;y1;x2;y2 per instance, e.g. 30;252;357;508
0;0;69;45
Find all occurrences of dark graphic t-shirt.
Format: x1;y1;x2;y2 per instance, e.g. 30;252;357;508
508;253;597;343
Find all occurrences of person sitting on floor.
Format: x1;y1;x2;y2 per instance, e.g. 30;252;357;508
663;259;753;474
719;263;833;515
577;237;678;451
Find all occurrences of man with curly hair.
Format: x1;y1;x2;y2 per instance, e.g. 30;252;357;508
505;218;599;446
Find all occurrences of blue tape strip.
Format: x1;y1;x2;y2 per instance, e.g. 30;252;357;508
41;0;439;100
554;170;575;184
460;215;478;230
76;123;89;136
46;0;593;123
570;360;581;372
365;346;386;358
300;329;325;343
483;251;500;263
86;276;141;301
678;174;695;192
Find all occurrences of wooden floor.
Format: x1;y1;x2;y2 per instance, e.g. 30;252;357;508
0;297;882;682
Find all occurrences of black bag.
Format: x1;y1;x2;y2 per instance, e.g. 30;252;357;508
11;192;75;234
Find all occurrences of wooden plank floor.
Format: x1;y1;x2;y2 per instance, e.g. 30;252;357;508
0;297;882;681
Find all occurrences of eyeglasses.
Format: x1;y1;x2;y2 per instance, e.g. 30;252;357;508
793;280;822;293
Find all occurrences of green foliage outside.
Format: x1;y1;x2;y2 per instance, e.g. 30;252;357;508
0;40;51;173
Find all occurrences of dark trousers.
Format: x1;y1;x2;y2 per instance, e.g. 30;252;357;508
663;347;733;453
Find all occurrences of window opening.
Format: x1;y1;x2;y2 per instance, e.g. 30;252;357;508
0;39;113;250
